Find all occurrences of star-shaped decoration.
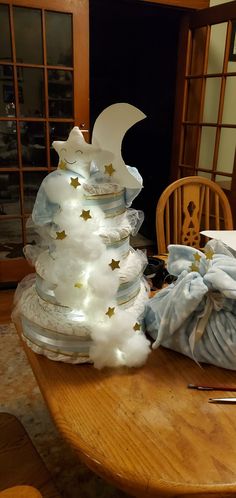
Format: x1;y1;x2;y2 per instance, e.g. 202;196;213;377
205;248;214;260
56;230;67;240
58;160;67;170
70;177;81;189
74;282;83;289
109;259;120;271
80;209;92;221
53;126;100;179
194;252;201;262
189;262;199;272
105;307;115;318
104;163;116;177
133;322;141;331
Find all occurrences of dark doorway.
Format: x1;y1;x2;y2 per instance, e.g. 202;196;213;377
90;0;183;244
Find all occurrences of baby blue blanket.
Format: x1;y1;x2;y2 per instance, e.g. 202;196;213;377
145;240;236;370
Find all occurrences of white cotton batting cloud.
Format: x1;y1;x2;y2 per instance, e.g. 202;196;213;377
54;280;88;309
122;333;151;367
43;174;83;204
39;233;120;309
51;202;107;264
89;333;151;369
89;311;151;369
54;203;105;233
53;236;105;263
84;296;116;321
52;224;106;262
53;259;86;284
88;270;120;300
53;258;120;310
75;237;105;262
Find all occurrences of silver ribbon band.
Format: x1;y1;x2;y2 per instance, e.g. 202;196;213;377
22;316;91;355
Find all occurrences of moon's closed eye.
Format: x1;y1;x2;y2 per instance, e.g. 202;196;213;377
76;149;83;154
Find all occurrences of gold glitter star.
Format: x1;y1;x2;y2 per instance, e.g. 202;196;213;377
74;282;83;289
205;248;214;260
70;177;81;189
58;160;67;170
133;322;141;331
56;230;67;240
189;262;199;272
80;209;92;221
104;163;116;176
109;259;120;271
106;306;115;318
194;252;201;262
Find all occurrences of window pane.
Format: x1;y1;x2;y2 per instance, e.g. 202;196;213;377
13;7;43;64
20;122;46;166
0;218;23;259
49;122;74;166
0;121;18;167
198;126;216;170
46;12;72;66
0;65;15;117
222;77;236;124
0;5;12;61
23;171;47;214
19;67;45;117
0;172;20;215
207;23;227;74
48;70;73;118
202;78;221;123
217;128;236;174
197;171;211;179
215;174;232;191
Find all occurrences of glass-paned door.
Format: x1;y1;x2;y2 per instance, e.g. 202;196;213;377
0;0;89;283
172;2;236;199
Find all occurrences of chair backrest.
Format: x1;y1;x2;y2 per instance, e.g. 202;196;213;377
0;486;42;498
156;176;234;254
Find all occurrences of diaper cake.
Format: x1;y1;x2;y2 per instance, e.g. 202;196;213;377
14;103;151;369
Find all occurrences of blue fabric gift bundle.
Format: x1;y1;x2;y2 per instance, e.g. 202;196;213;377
145;240;236;370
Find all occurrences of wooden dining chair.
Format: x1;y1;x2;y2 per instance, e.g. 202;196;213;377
0;486;42;498
0;413;61;498
156;176;234;254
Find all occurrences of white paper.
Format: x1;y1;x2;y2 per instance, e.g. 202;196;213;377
92;103;146;189
201;230;236;251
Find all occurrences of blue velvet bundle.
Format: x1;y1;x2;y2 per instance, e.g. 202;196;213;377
145;240;236;370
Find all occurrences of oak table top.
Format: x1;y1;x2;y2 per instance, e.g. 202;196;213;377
15;320;236;498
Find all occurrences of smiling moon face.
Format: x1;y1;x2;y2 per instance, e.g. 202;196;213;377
52;127;100;179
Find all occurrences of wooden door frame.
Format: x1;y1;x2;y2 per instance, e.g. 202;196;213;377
139;0;209;9
170;0;236;184
0;0;89;285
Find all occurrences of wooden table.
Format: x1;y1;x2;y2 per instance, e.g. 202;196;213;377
15;321;236;498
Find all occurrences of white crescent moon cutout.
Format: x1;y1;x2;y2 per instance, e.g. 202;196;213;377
91;103;147;189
